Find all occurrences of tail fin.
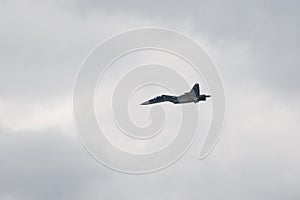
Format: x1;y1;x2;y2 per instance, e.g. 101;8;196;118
191;83;200;97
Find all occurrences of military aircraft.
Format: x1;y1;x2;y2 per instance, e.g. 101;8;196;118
140;83;210;105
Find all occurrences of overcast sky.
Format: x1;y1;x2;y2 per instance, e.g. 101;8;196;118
0;0;300;199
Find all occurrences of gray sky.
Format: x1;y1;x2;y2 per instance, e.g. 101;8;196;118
0;0;300;199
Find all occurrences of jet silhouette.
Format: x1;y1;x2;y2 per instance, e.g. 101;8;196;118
141;83;210;105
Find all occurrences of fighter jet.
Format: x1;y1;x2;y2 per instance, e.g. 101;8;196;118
140;83;210;105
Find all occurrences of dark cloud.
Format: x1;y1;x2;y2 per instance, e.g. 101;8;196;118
0;128;106;200
72;0;300;91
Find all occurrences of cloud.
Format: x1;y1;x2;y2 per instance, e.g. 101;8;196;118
0;0;300;199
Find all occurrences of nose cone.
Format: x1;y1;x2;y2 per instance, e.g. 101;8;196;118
140;100;150;105
206;95;211;98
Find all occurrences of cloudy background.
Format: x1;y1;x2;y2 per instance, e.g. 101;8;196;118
1;0;300;199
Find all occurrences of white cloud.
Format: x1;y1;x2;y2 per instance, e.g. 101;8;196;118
0;96;72;133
